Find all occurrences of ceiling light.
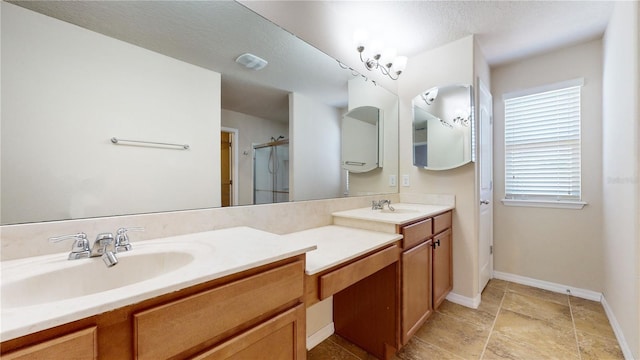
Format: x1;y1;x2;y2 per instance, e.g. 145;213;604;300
235;53;268;71
352;29;407;80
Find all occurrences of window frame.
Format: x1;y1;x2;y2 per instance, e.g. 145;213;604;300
501;78;587;210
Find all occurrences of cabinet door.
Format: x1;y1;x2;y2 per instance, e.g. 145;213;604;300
401;240;432;345
191;305;305;360
1;327;97;360
433;229;452;309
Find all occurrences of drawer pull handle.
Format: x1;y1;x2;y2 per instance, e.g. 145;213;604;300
432;239;441;248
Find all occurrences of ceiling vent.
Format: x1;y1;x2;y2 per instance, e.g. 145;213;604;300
235;53;268;71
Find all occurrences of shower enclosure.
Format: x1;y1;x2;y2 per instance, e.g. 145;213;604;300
253;138;289;204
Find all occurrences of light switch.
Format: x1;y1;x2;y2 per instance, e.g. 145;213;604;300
389;175;397;187
402;174;410;187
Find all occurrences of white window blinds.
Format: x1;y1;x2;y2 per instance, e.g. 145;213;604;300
504;82;582;202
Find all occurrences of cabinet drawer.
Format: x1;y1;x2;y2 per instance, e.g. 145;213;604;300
319;245;399;300
402;218;433;249
192;304;305;360
433;211;452;234
134;261;304;360
2;327;97;360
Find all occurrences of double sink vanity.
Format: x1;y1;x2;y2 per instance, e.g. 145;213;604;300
0;202;453;359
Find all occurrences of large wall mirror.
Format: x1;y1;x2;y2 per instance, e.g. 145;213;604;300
412;84;473;170
1;1;399;225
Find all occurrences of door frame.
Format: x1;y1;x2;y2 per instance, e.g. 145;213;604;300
221;127;239;206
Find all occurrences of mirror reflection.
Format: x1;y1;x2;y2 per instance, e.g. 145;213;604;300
342;106;381;173
412;84;474;170
1;1;399;225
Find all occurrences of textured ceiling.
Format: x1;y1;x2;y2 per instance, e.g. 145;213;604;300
11;1;615;124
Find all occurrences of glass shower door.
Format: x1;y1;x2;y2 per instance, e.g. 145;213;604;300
253;139;289;204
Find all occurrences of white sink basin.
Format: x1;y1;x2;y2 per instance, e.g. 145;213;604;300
1;246;196;308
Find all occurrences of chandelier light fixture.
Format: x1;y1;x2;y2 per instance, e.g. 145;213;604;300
353;29;407;80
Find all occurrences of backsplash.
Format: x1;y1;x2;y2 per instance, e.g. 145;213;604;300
0;195;403;261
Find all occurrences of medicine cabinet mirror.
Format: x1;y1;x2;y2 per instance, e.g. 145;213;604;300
412;84;474;170
342;106;381;173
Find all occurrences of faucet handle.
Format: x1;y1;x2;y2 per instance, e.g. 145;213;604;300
49;233;91;260
115;227;144;252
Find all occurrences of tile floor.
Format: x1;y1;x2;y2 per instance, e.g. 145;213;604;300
308;279;624;360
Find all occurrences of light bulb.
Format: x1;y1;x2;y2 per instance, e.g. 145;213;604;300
353;28;368;52
391;56;408;73
380;48;397;67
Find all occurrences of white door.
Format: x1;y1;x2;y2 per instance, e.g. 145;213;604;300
478;78;494;291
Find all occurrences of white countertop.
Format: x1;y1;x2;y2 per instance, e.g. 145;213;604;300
282;225;403;275
332;203;454;225
0;227;316;342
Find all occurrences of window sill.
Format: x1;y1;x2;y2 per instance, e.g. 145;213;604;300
501;199;587;210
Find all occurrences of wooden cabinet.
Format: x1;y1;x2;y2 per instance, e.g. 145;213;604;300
1;257;306;360
398;218;433;346
401;240;432;345
396;210;453;345
1;327;97;360
433;228;452;309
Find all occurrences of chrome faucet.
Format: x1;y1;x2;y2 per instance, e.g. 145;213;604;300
49;227;144;266
92;233;118;267
372;199;395;211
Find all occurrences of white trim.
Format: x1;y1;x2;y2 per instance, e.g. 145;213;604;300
493;271;601;301
503;77;585;100
501;198;587;210
306;322;334;350
601;296;634;360
446;291;481;309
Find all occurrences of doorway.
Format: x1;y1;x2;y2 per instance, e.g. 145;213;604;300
220;128;238;207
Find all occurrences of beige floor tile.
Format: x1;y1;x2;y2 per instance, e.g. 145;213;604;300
577;330;624;360
478;286;505;316
414;312;490;359
572;305;617;339
396;338;464;360
437;300;497;328
486;279;509;291
308;339;361;360
483;331;579;360
491;309;580;359
328;334;369;359
506;282;569;306
501;292;573;329
570;296;607;314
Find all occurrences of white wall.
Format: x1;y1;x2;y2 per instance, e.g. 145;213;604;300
221;109;288;206
347;77;400;196
491;40;604;292
602;1;639;358
399;35;479;300
289;93;343;201
1;2;221;224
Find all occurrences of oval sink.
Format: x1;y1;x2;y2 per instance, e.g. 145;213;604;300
1;250;194;308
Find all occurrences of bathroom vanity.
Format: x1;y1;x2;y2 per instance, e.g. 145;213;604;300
0;228;315;359
332;204;453;356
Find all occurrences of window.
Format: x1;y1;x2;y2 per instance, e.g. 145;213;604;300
503;79;586;209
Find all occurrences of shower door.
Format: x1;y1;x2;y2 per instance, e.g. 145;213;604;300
253;139;289;204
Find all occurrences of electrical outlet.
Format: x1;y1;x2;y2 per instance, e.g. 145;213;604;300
389;175;397;187
402;174;410;187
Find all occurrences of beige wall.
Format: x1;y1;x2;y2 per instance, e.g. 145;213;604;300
399;35;478;300
492;40;604;291
602;1;639;358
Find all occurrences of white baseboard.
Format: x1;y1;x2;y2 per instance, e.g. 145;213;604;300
306;322;334;350
493;271;602;301
601;296;634;360
446;291;481;309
